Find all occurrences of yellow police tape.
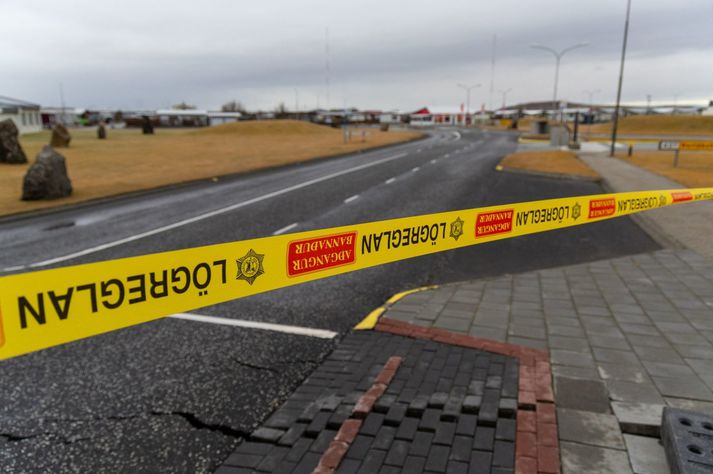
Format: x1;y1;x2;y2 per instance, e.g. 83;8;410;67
1;187;712;360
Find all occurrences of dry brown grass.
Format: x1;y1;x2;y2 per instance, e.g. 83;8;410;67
0;120;422;217
589;115;713;136
499;150;600;179
616;150;713;188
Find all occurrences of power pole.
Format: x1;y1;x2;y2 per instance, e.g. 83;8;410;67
489;34;497;112
610;0;632;157
58;82;66;125
325;28;331;110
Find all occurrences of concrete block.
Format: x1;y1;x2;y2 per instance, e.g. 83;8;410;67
661;407;713;474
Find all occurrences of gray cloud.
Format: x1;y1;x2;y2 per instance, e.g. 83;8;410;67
1;0;711;111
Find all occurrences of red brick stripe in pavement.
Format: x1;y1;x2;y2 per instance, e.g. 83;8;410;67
374;317;560;474
312;356;403;474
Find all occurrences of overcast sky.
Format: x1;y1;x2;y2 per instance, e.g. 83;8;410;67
2;0;712;111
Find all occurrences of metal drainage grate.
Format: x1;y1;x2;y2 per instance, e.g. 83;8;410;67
662;407;713;474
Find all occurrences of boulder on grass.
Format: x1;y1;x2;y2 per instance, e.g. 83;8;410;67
22;146;72;200
50;123;71;148
0;119;28;164
141;115;154;135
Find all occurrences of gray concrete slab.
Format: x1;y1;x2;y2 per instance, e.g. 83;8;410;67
623;434;670;474
561;441;633;474
557;408;625;449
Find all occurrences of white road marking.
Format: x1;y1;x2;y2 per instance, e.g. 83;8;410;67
170;313;338;339
416;148;422;153
444;154;450;158
453;132;461;141
273;222;298;235
412;167;420;172
2;265;26;272
3;151;410;272
344;194;360;204
385;177;396;184
430;159;437;164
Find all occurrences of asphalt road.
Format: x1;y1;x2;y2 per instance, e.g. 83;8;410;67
0;128;659;473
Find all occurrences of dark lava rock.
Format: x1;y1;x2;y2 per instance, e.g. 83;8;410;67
142;115;154;135
22;146;72;200
50;123;71;148
97;123;107;139
0;119;28;164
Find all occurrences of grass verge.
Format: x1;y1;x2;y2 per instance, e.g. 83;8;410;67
589;115;713;136
0;120;422;217
616;150;713;188
498;150;600;180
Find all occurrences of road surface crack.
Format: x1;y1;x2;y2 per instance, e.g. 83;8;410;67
150;410;248;439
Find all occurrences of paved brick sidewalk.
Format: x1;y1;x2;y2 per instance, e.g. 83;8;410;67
216;331;525;473
384;248;713;473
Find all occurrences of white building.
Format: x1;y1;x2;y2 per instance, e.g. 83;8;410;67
155;109;208;127
207;111;242;126
379;111;403;124
700;101;713;116
410;106;471;126
0;96;42;134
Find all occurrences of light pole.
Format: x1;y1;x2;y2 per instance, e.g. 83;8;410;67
498;88;512;109
457;83;481;126
583;89;600;138
673;93;680;115
530;43;589;121
610;0;632;157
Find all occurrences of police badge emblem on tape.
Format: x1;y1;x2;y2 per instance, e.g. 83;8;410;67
236;249;265;285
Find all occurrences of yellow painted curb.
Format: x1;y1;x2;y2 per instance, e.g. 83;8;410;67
354;307;385;330
354;285;438;330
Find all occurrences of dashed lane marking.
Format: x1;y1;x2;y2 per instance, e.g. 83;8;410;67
170;313;338;339
273;223;298;235
344;194;360;204
385;177;396;184
1;151;410;272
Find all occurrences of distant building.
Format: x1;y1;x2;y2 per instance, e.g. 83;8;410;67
0;95;41;134
155;109;208;127
409;107;470;126
207;111;242;126
379;111;404;124
40;107;82;128
703;101;713;116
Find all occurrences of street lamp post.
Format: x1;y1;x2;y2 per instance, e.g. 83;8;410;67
498;88;512;109
583;89;600;138
530;43;589;121
610;0;632;157
457;83;481;126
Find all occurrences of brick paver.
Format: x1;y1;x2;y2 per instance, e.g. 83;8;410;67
217;331;519;473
